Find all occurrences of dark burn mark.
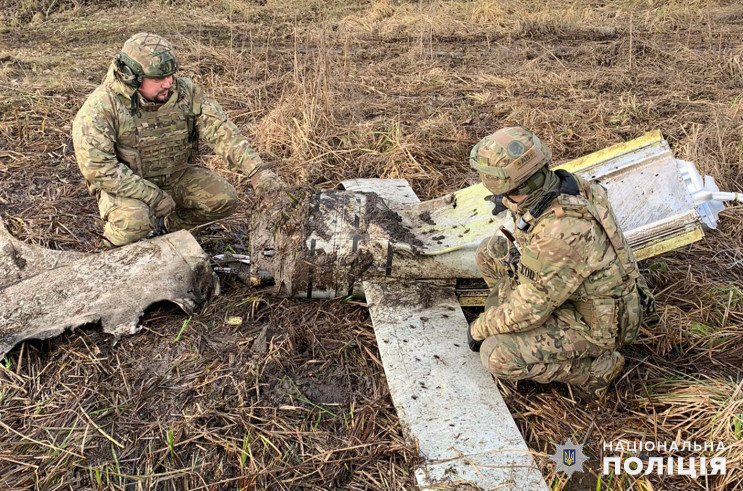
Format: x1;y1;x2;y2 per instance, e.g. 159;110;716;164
306;239;316;298
385;241;393;276
418;211;435;225
362;192;423;247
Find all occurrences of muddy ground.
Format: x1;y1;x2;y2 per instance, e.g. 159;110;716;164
1;0;743;489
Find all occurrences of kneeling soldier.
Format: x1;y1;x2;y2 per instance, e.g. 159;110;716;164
73;32;281;246
467;127;654;399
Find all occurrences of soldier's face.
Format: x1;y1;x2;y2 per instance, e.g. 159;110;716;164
138;75;174;102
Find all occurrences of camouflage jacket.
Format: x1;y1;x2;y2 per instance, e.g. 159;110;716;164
72;63;264;206
471;176;639;340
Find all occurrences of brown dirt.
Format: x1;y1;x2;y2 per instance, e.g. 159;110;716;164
363;192;423;248
2;0;743;489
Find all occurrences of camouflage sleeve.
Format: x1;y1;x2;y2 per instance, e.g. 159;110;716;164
193;84;266;177
72;93;162;206
471;219;594;338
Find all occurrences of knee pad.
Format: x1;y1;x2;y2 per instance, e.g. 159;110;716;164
475;237;492;273
476;234;510;283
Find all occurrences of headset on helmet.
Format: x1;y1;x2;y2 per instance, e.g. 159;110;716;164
115;54;141;87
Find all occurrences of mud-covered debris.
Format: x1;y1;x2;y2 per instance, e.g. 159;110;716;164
252;323;286;354
364;192;423;247
0;223;218;359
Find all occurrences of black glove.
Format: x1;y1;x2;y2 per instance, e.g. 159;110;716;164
485;194;507;216
152;216;168;237
467;321;483;352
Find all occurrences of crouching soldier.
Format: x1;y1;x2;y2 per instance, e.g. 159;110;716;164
72;32;283;246
467;127;654;399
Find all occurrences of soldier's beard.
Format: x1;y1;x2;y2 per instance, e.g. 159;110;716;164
139;89;172;104
152;89;171;103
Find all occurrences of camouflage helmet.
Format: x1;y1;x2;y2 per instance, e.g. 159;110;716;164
116;32;178;85
469;127;552;195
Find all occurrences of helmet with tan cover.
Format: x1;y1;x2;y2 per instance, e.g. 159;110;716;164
469;127;552;195
116;32;179;86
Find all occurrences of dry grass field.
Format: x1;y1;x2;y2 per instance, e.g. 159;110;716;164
1;0;743;489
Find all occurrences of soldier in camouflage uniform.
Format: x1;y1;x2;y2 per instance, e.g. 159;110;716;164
466;127;654;399
73;32;282;246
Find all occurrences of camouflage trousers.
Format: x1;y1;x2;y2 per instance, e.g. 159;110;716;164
98;166;238;246
474;235;626;386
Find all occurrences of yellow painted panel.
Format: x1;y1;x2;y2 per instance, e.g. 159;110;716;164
633;228;704;261
457;294;487;307
554;130;663;174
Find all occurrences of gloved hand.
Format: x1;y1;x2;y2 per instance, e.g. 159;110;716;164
152;191;176;218
485;194;507;216
251;169;304;231
467;320;484;352
250;168;285;197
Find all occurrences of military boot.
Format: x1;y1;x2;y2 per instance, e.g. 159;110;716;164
573;351;625;400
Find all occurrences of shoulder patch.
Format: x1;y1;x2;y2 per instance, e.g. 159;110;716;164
557;194;588;209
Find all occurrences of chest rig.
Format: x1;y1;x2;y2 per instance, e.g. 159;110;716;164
509;171;636;291
114;84;197;179
506;172;646;346
504;170;581;284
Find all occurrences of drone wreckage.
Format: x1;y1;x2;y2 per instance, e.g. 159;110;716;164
1;131;740;489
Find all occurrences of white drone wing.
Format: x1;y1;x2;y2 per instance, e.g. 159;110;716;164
364;280;547;490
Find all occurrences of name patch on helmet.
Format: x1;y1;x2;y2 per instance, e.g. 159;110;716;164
510;146;537;169
507;141;526;158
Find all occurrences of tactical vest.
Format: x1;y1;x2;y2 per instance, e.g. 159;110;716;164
563;178;639;286
514;176;643;347
113;84;197;179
